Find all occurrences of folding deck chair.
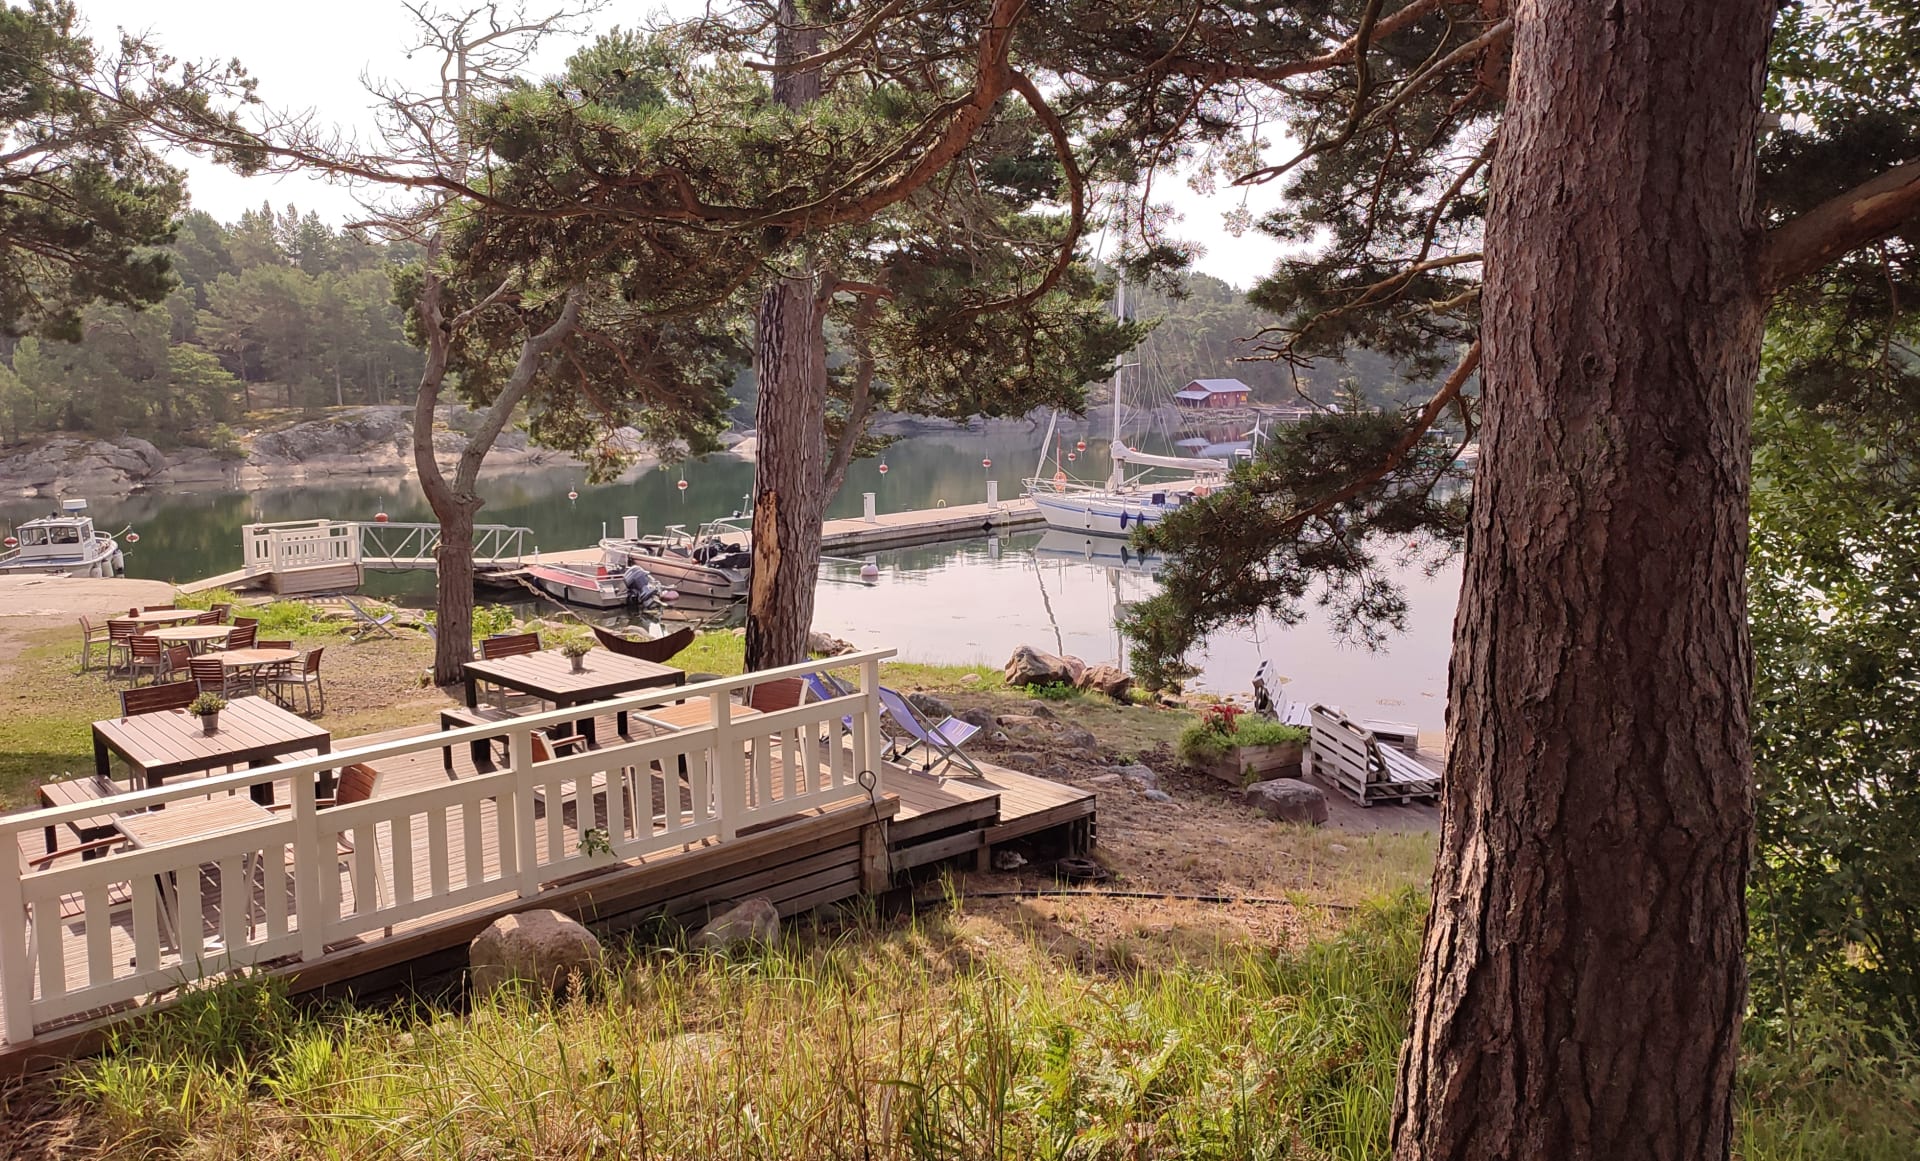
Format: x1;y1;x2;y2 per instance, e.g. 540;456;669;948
342;596;398;641
872;686;983;778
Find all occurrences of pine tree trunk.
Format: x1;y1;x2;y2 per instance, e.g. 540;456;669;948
743;0;828;673
1391;3;1773;1158
744;274;829;671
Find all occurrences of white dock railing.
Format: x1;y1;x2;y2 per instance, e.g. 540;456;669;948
240;520;533;575
0;651;889;1045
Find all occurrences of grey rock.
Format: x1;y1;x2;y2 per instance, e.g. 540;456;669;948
1245;778;1330;826
1079;663;1133;699
1004;645;1079;688
1000;751;1043;769
993;714;1099;754
906;691;954;721
1088;773;1124;786
1143;789;1176;804
1019;701;1058;719
693;897;780;950
956;707;994;729
991;849;1028;871
1118;763;1159;789
469;909;602;1001
807;630;856;656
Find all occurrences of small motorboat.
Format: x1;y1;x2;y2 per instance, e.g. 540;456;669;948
524;560;680;610
0;499;125;577
599;517;751;602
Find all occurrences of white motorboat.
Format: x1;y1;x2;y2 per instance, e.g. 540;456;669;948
599;516;751;602
0;500;125;577
523;561;628;608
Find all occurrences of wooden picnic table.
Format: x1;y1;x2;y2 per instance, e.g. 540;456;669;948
92;695;332;804
150;624;235;652
124;609;202;626
462;648;684;745
115;795;274;948
35;774;120;853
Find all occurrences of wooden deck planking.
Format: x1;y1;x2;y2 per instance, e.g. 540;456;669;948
9;709;1095;1052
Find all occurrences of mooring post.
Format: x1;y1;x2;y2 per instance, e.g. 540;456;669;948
986;480;999;510
863;492;877;523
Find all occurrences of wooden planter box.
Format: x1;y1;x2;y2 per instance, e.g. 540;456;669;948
1202;740;1305;786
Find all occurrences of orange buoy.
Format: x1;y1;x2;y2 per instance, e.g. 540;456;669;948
1053;470;1067;491
877;462;889;475
374;512;389;523
677;478;688;492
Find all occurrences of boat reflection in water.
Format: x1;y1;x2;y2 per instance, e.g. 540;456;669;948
1029;529;1162;574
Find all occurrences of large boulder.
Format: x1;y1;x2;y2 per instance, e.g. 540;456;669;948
1004;646;1079;688
693;897;780;950
1245;778;1330;826
808;630;856;656
469;909;602;1000
1079;664;1132;700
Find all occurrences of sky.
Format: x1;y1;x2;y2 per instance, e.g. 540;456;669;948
79;0;1289;290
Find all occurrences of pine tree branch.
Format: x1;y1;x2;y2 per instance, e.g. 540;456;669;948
1278;338;1479;528
1761;158;1920;293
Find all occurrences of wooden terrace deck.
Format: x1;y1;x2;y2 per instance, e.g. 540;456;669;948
3;696;1092;1073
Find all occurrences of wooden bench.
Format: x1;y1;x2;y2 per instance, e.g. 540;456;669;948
1307;704;1443;806
440;705;522;773
35;775;122;854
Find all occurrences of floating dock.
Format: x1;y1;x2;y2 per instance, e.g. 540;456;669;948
184;499;1051;596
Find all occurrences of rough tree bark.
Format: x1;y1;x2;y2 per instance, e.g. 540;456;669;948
744;0;830;672
1391;2;1774;1158
415;272;581;687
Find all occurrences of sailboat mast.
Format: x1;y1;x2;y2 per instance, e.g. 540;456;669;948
1109;278;1126;489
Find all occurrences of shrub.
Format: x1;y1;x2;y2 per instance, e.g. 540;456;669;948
188;693;227;716
1023;681;1079;701
1176;717;1308;766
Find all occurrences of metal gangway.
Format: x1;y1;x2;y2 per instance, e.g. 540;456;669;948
241;519;534;577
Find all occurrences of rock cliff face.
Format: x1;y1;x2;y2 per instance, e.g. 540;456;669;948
0;406;581;498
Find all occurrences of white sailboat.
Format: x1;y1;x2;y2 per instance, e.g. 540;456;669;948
1025;281;1230;537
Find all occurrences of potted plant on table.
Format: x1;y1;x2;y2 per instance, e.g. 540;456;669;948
189;692;227;735
560;637;593;673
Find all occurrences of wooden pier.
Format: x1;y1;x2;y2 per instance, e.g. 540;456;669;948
0;655;1093;1076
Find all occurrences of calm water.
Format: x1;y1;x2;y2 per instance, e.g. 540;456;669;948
1;423;1459;729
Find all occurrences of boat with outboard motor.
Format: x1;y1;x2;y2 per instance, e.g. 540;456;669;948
598;516;751;603
0;499;125;577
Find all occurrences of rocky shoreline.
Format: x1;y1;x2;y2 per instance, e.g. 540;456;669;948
0;406;658;498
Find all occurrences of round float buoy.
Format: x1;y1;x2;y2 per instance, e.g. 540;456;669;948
568;489;579;502
859;561;880;581
1053;470;1067;491
982;457;992;469
1067;451;1077;462
125;532;140;544
677;478;688;492
877;462;889;475
2;536;14;548
374;512;390;523
1076;439;1087;452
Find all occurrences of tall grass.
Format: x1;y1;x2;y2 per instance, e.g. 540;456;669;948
60;890;1920;1160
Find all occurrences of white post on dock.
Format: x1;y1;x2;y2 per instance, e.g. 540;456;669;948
986;480;1000;511
863;492;877;524
622;516;639;540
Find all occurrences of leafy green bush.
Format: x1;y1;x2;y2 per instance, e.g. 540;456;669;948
1176;717;1308;766
470;605;517;640
179;590;337;639
1023;681;1080;701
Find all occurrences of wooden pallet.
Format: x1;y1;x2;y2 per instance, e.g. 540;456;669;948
1307;703;1443;806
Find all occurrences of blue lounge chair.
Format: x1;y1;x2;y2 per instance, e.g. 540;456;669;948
871;686;983;778
343;595;398;642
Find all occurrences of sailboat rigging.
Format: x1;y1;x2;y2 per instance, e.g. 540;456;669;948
1025;278;1230;537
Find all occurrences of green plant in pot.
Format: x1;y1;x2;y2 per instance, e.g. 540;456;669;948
560;637;593;672
189;692;227;734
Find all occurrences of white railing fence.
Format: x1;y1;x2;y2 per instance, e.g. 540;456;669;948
240;520;533;575
1;650;889;1044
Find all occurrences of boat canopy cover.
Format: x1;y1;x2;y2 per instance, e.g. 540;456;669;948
1110;441;1229;475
